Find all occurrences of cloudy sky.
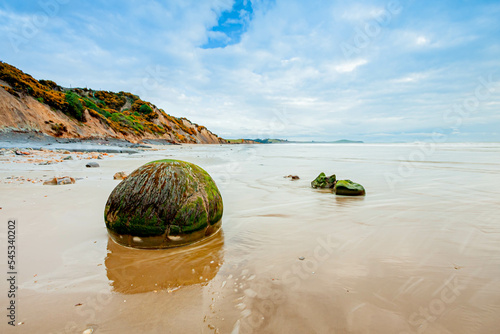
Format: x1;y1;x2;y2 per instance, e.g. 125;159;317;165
1;0;499;142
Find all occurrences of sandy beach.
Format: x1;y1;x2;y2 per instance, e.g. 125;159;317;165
1;143;500;334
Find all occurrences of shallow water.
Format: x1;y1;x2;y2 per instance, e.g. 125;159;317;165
1;143;500;333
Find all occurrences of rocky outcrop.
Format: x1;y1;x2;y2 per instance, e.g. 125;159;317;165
311;172;365;196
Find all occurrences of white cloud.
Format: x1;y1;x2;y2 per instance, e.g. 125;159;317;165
206;30;231;43
338;4;386;22
393;72;430;83
416;36;429;45
334;59;368;73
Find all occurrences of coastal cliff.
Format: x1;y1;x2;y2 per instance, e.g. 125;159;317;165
0;62;225;144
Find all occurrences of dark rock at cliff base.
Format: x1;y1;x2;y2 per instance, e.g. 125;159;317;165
104;159;223;248
311;172;336;189
334;180;366;196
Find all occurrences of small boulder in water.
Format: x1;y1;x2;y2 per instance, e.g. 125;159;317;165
334;180;365;196
86;162;100;168
311;172;336;189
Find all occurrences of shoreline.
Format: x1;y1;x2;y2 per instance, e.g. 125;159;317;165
1;141;499;333
0;131;173;153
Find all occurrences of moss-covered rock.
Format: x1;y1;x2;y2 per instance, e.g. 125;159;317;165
334;179;366;196
311;172;336;189
105;159;223;248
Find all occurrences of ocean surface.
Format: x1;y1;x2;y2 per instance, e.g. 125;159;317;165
1;143;499;333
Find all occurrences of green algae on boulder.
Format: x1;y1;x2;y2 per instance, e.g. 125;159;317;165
104;159;223;248
334;179;366;196
311;172;336;189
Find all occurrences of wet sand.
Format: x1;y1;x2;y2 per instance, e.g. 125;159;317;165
1;143;500;333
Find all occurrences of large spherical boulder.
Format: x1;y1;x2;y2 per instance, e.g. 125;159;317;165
105;159;223;248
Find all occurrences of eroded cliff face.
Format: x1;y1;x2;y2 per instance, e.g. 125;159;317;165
0;62;226;144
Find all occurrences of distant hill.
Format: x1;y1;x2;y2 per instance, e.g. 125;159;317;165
0;61;225;144
226;138;289;144
227;138;363;144
250;138;290;144
323;139;363;144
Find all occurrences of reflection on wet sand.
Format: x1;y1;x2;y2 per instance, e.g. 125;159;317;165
334;194;366;205
105;230;224;294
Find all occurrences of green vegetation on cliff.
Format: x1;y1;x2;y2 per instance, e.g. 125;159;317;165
0;61;224;143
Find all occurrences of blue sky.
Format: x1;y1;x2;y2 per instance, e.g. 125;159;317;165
0;0;499;142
